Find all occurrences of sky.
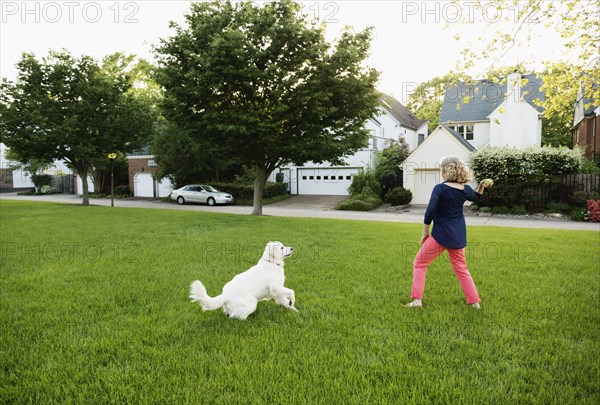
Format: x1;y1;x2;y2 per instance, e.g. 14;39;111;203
0;0;567;103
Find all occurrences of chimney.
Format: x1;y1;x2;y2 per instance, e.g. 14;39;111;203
502;72;524;147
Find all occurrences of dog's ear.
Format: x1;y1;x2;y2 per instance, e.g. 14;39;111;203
262;243;275;262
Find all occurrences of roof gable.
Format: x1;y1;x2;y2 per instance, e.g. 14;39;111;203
403;125;475;165
377;92;428;130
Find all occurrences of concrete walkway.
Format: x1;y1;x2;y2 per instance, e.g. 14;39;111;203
1;193;599;231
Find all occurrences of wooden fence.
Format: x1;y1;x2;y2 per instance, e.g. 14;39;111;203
522;174;600;208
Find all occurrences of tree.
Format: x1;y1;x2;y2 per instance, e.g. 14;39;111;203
451;0;600;147
0;50;157;205
374;139;410;196
406;72;468;133
154;0;380;215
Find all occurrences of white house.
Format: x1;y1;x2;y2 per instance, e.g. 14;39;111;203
270;92;428;195
402;72;544;204
0;143;76;192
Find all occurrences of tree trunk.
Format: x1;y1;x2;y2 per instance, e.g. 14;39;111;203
79;168;90;206
252;165;268;216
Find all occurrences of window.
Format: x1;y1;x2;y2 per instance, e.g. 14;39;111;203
373;137;378;149
324;176;329;180
338;176;344;180
316;176;321;180
302;176;307;180
346;176;351;180
451;125;474;141
309;176;314;180
465;125;474;140
418;134;425;145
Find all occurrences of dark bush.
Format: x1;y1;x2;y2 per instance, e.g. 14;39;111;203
211;182;288;201
114;185;131;196
510;205;527;215
491;206;511;215
31;174;52;189
478;183;535;210
384;187;412;206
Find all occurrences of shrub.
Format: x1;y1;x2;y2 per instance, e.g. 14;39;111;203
40;185;56;194
211;182;288;201
491;206;511;215
570;208;587;222
478;183;535;209
31;174;52;190
587;199;600;222
471;146;583;185
347;169;381;197
546;201;572;214
510;205;527;215
572;190;600;207
114;185;131;196
479;206;492;213
336;199;373;211
336;188;382;211
384;187;412;206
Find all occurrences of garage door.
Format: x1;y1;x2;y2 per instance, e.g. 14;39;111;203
134;172;154;197
297;168;358;195
414;170;441;204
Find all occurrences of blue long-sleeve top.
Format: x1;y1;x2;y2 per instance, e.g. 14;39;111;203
424;182;481;249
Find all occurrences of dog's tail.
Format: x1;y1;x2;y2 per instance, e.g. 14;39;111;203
190;280;225;311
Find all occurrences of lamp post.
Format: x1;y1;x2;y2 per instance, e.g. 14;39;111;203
108;153;117;207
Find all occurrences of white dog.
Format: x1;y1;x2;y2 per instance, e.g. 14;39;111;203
190;241;297;320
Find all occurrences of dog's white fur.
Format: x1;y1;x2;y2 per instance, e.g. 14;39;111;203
190;241;297;320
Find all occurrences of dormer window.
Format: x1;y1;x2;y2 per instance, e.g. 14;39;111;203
450;125;474;141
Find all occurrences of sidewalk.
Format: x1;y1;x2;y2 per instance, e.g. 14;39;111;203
1;193;599;231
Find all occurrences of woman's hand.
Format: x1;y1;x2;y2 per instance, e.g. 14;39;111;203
420;233;429;245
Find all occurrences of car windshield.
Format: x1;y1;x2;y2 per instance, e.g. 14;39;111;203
204;185;219;193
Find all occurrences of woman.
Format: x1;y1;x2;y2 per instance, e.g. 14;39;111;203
405;156;490;309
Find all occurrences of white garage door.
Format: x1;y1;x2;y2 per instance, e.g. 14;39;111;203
414;170;441;204
298;168;358;195
134;172;154;197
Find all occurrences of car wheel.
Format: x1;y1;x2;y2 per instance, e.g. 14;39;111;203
207;197;216;206
177;196;185;205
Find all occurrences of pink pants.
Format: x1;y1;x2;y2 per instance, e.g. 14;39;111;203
411;235;480;304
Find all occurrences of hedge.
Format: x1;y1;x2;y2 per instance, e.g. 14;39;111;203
211;182;288;201
471;146;582;185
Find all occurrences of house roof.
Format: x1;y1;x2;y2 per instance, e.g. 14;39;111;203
126;146;152;157
439;73;545;124
442;125;477;152
377;91;428;130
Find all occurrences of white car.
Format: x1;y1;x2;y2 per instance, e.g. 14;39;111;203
170;184;234;206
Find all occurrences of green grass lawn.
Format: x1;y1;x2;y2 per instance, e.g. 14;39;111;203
1;200;598;404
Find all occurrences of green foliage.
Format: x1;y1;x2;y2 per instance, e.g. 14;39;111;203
39;185;56;194
510;205;527;215
406;72;468;133
471;146;583;185
384;187;413;206
375;140;410;195
570;208;587;221
491;206;511;215
30;174;51;189
546;202;572;214
0;50;157;205
154;0;380;214
210;182;287;202
347;169;381;197
478;183;536;209
336;199;374;211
